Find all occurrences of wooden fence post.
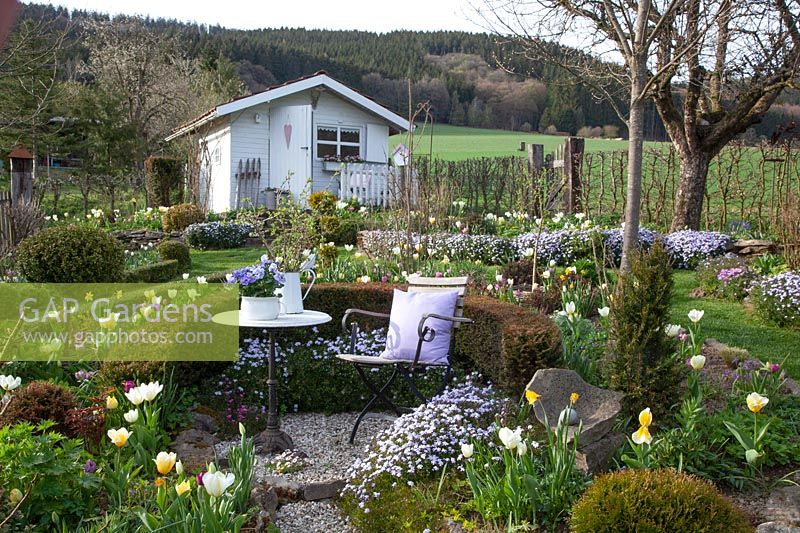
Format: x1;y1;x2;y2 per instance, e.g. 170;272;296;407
563;137;584;214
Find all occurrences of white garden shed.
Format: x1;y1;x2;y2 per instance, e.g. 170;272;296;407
166;71;411;213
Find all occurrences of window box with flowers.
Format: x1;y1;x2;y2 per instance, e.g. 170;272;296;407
317;125;364;170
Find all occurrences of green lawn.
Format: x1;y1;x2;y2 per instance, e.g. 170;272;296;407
671;271;800;378
389;123;661;161
189;247;267;277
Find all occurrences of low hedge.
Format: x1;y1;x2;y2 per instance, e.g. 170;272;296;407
123;259;180;282
157;240;191;272
303;283;562;394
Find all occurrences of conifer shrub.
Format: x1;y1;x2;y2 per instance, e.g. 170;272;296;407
570;469;750;533
161;203;205;232
16;225;125;282
605;240;683;417
145;155;183;207
0;381;78;435
308;191;337;214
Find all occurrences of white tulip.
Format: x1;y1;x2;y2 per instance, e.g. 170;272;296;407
203;471;236;497
598;306;610;318
665;324;681;337
690;355;706;371
565;301;576;315
123;409;139;423
498;427;523;450
688;309;704;323
140;381;163;402
196;276;208;284
516;440;528;456
549;260;557;267
0;375;21;392
542;270;551;279
182;273;190;280
344;244;354;252
523;247;534;258
461;443;474;459
125;387;145;406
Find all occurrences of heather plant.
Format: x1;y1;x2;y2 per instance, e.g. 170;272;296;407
605;241;684;417
749;271;800;328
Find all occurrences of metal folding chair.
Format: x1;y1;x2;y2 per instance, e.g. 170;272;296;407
336;276;471;443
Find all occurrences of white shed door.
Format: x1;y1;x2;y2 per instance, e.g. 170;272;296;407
269;105;312;201
365;123;389;163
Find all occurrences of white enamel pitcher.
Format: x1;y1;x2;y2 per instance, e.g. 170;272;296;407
280;254;316;314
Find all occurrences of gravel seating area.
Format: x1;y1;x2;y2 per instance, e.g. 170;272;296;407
216;412;394;532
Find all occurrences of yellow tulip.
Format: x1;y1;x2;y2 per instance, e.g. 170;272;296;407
638;407;653;427
746;392;769;413
154;451;177;475
525;389;540;405
107;427;131;447
632;424;652;445
106;396;119;410
175;480;191;496
570;392;580;405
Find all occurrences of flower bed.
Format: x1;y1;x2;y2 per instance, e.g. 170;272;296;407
749;271;800;328
359;228;732;269
185;221;252;250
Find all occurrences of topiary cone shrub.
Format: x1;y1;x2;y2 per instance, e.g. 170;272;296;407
302;283;561;394
145;155;183;207
0;381;78;435
605;240;683;417
16;224;125;282
570;468;750;532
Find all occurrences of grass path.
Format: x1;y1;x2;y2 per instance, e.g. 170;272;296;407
671;271;800;378
189;249;800;377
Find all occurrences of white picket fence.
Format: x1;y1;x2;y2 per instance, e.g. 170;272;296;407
338;163;394;207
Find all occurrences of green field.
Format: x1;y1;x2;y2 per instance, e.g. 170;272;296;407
390;123;641;161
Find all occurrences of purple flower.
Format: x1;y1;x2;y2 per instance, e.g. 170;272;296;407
74;370;96;381
123;380;136;393
84;460;97;474
769;363;781;373
196;472;205;486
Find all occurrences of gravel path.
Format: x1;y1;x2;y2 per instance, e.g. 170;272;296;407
216;412;394;533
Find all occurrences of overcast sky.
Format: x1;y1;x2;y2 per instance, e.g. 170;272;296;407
41;0;485;33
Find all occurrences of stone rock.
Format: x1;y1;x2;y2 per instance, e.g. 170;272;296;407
171;429;220;472
249;482;278;522
303;479;345;501
574;432;625;474
526;369;624;447
189;409;219;434
766;486;800;526
444;517;468;533
757;522;800;533
262;475;303;503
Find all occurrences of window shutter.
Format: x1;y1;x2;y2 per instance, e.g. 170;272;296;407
365;123;389;163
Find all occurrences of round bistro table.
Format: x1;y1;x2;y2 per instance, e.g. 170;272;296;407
212;309;332;453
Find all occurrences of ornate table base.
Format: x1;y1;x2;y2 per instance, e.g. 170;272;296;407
254;428;294;453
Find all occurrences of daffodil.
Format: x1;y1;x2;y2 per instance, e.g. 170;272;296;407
632;424;652;444
107;427;131;447
638;407;653;427
154;451;177;475
746;392;769;413
570;392;580;404
525;389;540;405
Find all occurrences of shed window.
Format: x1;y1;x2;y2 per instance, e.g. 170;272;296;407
316;125;361;161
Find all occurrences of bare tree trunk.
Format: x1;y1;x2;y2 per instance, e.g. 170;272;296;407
621;77;645;271
670;150;712;230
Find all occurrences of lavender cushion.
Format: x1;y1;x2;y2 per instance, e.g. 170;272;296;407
381;289;459;364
